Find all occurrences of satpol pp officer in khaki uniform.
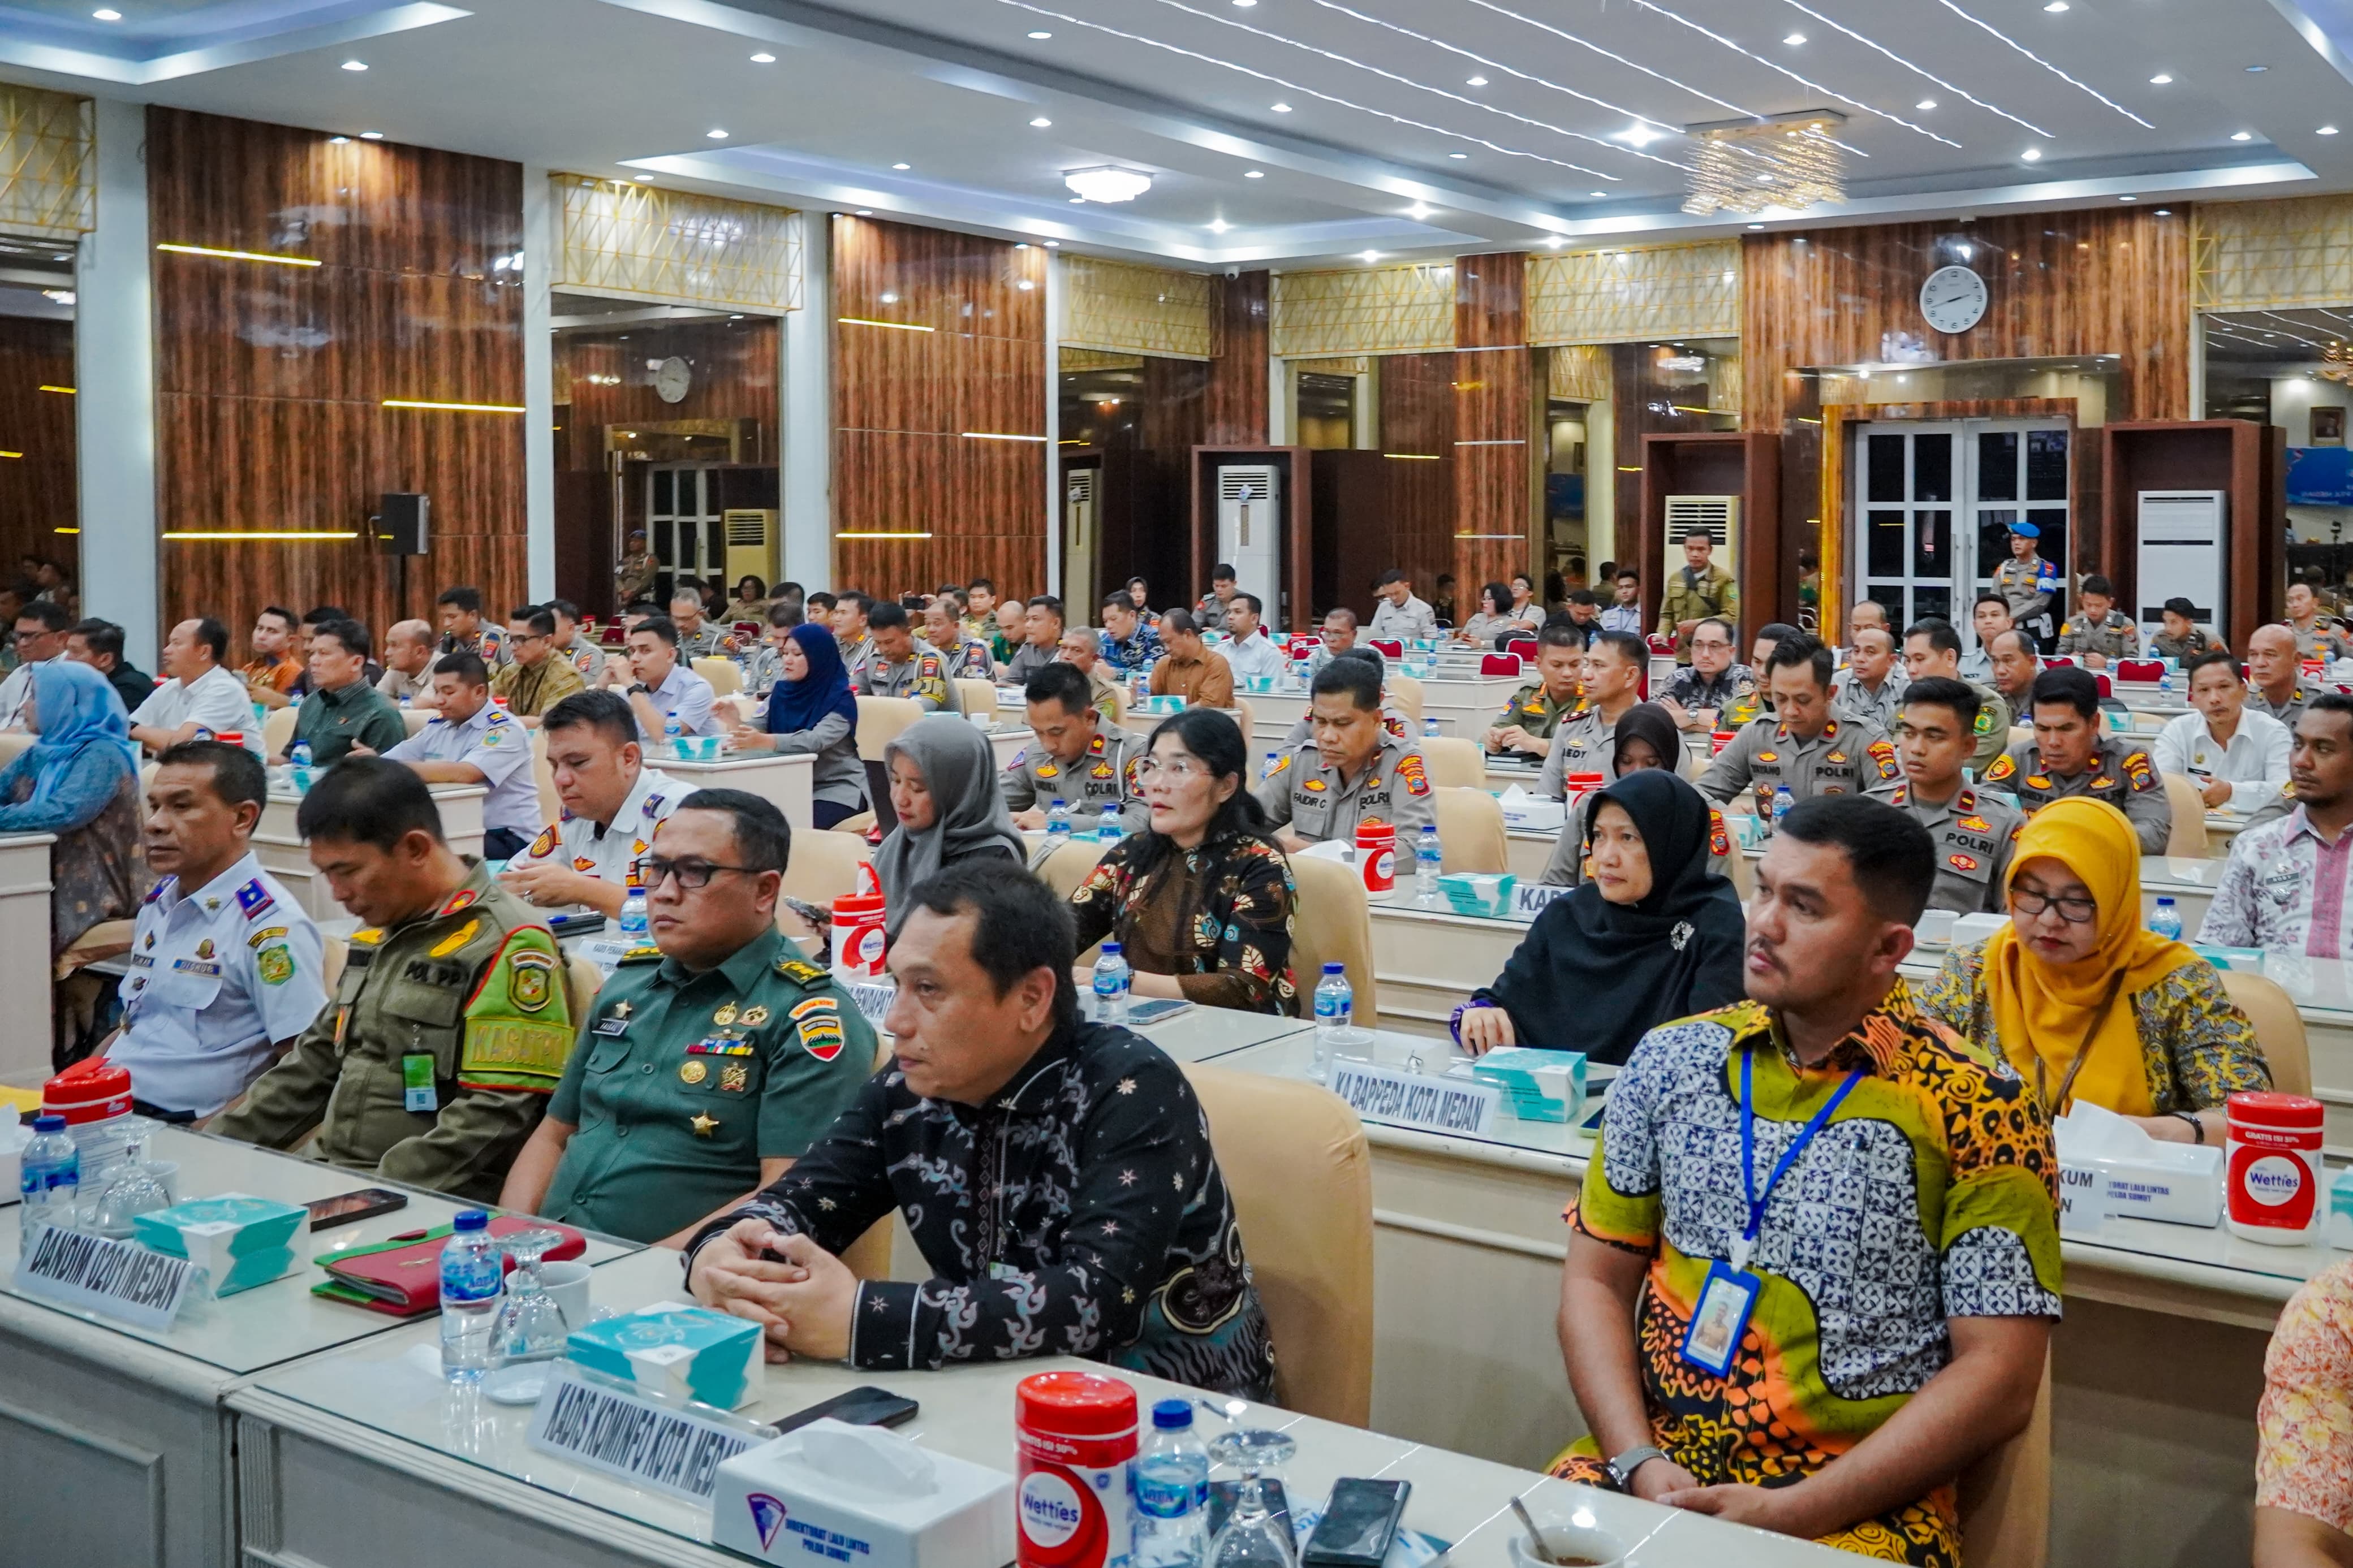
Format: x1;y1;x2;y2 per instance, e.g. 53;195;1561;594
1695;636;1898;827
212;759;576;1203
1485;623;1586;762
1877;679;2023;914
499;792;877;1247
999;662;1146;833
1981;664;2174;854
1256;656;1435;849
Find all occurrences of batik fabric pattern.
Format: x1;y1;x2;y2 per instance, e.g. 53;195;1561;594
1067;831;1298;1015
1550;984;2062;1567
2258;1258;2353;1532
684;1021;1274;1397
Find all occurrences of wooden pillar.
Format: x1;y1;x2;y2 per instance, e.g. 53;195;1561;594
1452;252;1532;594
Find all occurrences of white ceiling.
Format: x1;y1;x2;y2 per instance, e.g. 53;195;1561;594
5;0;2352;267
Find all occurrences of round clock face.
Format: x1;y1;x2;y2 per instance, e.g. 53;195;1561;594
653;356;692;404
1920;265;1989;335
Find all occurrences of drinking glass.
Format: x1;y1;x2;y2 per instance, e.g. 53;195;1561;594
1208;1430;1298;1568
492;1227;571;1364
89;1135;171;1238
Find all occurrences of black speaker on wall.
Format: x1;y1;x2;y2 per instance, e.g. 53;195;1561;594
377;493;430;555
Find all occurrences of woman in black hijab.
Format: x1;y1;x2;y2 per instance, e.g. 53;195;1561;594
1456;767;1746;1065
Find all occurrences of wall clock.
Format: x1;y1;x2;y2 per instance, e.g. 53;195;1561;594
1919;265;1989;335
653;356;692;404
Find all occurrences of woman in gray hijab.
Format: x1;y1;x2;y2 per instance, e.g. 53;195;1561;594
871;714;1027;906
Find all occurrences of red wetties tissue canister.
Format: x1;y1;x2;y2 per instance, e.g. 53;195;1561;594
829;892;889;982
1016;1371;1138;1568
2228;1091;2326;1245
1356;820;1397;900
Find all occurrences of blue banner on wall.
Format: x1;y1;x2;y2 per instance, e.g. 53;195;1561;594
2289;446;2353;506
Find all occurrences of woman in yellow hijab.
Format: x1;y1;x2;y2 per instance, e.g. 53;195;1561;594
1915;797;2269;1142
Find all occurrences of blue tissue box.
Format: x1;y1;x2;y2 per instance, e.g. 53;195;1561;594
1468;1047;1587;1123
133;1193;308;1279
567;1303;762;1410
1438;871;1515;918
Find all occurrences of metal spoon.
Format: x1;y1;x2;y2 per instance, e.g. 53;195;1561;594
1510;1494;1558;1564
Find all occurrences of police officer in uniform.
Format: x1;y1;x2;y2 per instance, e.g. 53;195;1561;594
1993;521;2061;647
858;602;959;714
1537;630;1647;793
499;792;876;1247
1982;665;2173;854
2247;624;2311;728
372;651;542;861
999;662;1146;832
1485;623;1586;761
1256;657;1435;848
502;690;683;919
1877;678;2023;914
212;760;575;1202
2054;574;2141;667
1696;636;1898;826
1899;619;2012;777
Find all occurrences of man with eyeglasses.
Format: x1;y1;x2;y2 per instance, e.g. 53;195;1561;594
1656;617;1759;735
1001;662;1145;832
501;690;683;919
500;791;876;1247
490;604;587;722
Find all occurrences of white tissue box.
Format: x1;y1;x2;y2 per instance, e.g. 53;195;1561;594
2056;1105;2223;1229
1951;912;2009;948
1496;787;1566;831
711;1419;1014;1568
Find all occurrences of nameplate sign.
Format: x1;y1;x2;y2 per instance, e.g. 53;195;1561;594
13;1226;195;1330
847;981;897;1030
527;1363;766;1502
574;936;639;977
1511;883;1570;921
1328;1062;1501;1137
2057;1163;2108;1238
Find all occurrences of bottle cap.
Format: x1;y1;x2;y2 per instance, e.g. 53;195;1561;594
31;1113;64;1133
1323;961;1344;974
453;1210;489;1232
1103;942;1122;955
1151;1398;1194;1430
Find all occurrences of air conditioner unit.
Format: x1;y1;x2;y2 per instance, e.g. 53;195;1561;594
1661;494;1739;581
2136;490;2226;643
722;509;779;588
1215;463;1281;613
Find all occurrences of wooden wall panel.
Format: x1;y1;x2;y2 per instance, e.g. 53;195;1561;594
149;107;524;646
1376;352;1455;598
0;316;77;581
1453;251;1533;593
1204;270;1268;447
831;215;1046;598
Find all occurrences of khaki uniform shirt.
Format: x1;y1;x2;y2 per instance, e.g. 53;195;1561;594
1881;783;2022;915
1655;564;1738;660
2251;684;2311;729
1983;735;2173;854
539;927;877;1245
615;551;659;605
376;666;433;706
2150;629;2218;662
1537;701;1634;796
210;863;576;1202
859;648;958;714
1255;735;1436;844
1993;553;2059;628
2056;609;2142;661
1696;711;1899;820
674;622;732;661
1964;679;2015;777
1001;729;1148;833
1490;682;1582;755
2292;620;2353;662
1830;671;1908;729
490;655;587;719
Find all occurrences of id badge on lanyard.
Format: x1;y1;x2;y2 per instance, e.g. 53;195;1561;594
1679;1049;1862;1379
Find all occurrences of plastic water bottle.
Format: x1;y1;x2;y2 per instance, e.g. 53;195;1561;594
289;738;312;791
618;885;650;942
2150;896;2183;941
1424;716;1441;739
1262;752;1279;785
2159;668;2174;696
1047;798;1072;839
18;1113;79;1245
1311;962;1353;1083
1414;825;1443;907
1771;783;1794;830
1092;941;1131;1027
663;709;683;757
1134;1398;1210;1568
1097;803;1124;843
438;1210;503;1383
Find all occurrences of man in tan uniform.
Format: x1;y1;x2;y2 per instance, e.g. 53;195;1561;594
1256;656;1434;848
1982;665;2173;854
1696;636;1898;826
1655;530;1738;663
2054;574;2141;669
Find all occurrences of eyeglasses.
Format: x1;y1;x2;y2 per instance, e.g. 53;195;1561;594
635;856;760;890
1690;637;1732;651
2009;885;2098;924
1135;756;1212;783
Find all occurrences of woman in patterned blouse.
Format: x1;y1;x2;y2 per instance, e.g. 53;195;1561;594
1915;796;2268;1140
1067;706;1298;1015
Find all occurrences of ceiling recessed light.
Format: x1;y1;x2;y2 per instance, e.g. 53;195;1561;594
1208;219;1230;233
1448;152;1468;159
1747;222;1765;230
90;7;120;16
1271;102;1293;113
2119;194;2137;201
891;162;911;170
360;131;383;140
1044;240;1059;247
2248;64;2268;72
1783;31;1805;44
2154;208;2171;215
1611;124;1664;146
1545;236;1566;247
2323;126;2342;136
2231;130;2253;141
2021;147;2042;161
341;58;367;70
706;128;729;139
1068;196;1084;203
1917;98;1938;110
1590;190;1606;197
1029;116;1052;127
1406;202;1432;219
1466;75;1487;86
1017;279;1035;290
1360;250;1381;263
880;292;897;303
2149;73;2173;84
1243;169;1264;178
1027;29;1050;38
2042;2;2066;11
855;208;872;215
1231;0;1255;6
1065;165;1151;202
749;51;775;62
329;135;350;144
635;174;652;182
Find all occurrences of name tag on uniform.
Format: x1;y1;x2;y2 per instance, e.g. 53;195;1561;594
402;1053;438;1113
1680;1260;1760;1377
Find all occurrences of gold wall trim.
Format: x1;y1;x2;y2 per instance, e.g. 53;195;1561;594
1057;256;1212;360
1527;240;1739;345
554;175;800;313
1272;263;1454;358
0;85;93;240
2194;196;2353;312
1293;355;1372;376
1546;344;1609;403
1059;347;1145;372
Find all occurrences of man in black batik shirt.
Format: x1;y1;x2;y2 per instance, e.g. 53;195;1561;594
685;864;1273;1397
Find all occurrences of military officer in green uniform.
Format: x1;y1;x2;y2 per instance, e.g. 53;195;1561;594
501;791;876;1247
1484;623;1586;761
1695;636;1898;826
2054;574;2142;668
999;662;1146;832
1983;664;2173;854
213;759;575;1203
1654;529;1738;663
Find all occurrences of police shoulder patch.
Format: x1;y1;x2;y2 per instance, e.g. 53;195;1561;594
1984;754;2018;784
1708;809;1730;859
527;824;557;859
1949;852;1980;872
1397;753;1430;798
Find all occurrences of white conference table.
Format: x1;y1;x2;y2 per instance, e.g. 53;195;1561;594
255;783;486;920
647;749;815;830
1214;1025;2344;1568
0;830;54;1083
0;1124;640;1568
227;1242;1851;1568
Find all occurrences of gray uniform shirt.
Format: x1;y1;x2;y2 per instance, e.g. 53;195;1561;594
1830;669;1908;729
1881;783;2022;915
999;729;1148;832
860;649;959;714
1255;735;1437;844
2056;610;2142;661
1695;711;1899;820
1983;734;2173;854
2249;684;2311;730
1536;702;1633;797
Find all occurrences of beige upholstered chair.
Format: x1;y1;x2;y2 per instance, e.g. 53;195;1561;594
1959;1352;2052;1568
402;707;433;735
2157;772;2207;858
954;679;999;721
1433;787;1508;874
262;707;299;759
1419;736;1485;789
1288;855;1375;1030
853;697;926;834
1386;673;1424;728
780;825;870;912
2222;970;2309;1096
1179;1060;1374;1427
563;953;605;1022
693;656;743;697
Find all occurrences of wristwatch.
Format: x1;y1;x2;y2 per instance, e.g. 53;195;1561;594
1602;1444;1665;1491
627;682;651;696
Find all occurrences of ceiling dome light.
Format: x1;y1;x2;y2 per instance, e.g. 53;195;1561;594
1029;116;1053;127
892;162;911;170
1917;98;1937;110
1612;124;1665;147
1243;169;1264;178
1208;219;1231;233
1466;75;1488;86
706;128;729;139
2020;147;2042;161
2149;73;2173;84
1270;102;1292;113
750;51;775;62
1783;32;1805;44
1063;165;1152;202
360;131;383;140
1027;29;1050;38
341;58;367;70
2323;126;2342;136
2231;130;2253;141
91;7;120;17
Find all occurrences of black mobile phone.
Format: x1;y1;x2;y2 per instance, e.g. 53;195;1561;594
771;1386;920;1436
304;1187;409;1230
1302;1478;1411;1568
1208;1479;1291;1540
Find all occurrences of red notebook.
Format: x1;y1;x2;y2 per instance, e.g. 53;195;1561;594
321;1217;589;1315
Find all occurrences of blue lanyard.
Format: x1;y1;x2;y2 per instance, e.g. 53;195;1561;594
1735;1048;1864;1272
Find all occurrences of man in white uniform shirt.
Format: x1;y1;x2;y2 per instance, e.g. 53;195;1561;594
0;600;70;730
369;652;542;861
129;617;264;755
2153;648;2291;814
1217;594;1287;684
2200;696;2353;959
499;690;682;918
101;742;325;1120
617;617;721;742
1368;569;1438;641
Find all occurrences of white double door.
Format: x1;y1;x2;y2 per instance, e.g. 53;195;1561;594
1852;418;2071;649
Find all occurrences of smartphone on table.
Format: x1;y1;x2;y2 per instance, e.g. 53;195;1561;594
1302;1478;1411;1568
771;1386;919;1436
304;1187;408;1231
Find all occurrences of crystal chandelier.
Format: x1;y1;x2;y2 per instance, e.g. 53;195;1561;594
2322;339;2353;387
1682;111;1847;217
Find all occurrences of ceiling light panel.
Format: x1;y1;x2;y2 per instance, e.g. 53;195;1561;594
1767;0;2050;137
1927;0;2153;126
